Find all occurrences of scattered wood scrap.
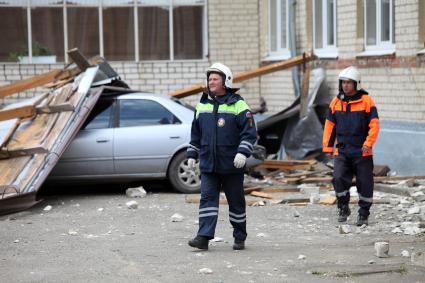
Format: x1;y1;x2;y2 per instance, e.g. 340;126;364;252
258;159;317;171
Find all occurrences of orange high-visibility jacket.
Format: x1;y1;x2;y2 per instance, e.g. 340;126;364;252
322;90;379;156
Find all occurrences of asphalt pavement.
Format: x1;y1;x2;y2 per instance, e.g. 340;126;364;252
1;184;424;283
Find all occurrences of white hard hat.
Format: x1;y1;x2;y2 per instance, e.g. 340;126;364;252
206;62;233;89
338;66;361;90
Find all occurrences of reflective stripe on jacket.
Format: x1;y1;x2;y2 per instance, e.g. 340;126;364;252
322;89;379;156
187;91;257;173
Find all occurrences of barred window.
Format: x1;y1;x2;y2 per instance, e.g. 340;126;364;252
0;0;206;63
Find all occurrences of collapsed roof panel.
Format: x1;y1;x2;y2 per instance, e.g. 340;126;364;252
0;62;107;215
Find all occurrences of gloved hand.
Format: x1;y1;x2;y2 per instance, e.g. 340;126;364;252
187;158;197;171
233;153;247;168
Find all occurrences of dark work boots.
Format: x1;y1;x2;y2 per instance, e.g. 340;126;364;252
356;214;369;226
188;236;209;250
338;206;351;222
233;239;245;250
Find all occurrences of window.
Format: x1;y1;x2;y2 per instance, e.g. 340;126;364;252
139;6;170;60
31;6;65;62
119;99;179;128
67;5;100;59
0;7;27;62
363;0;395;55
268;0;290;59
313;0;337;58
83;99;114;130
0;0;206;63
173;5;203;60
103;7;135;61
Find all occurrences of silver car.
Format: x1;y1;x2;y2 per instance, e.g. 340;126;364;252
49;92;264;193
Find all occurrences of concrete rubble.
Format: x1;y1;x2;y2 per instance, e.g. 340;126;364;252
240;162;425;237
125;187;147;198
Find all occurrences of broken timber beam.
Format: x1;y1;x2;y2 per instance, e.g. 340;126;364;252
169;52;317;98
67;48;91;71
0;70;64;98
0;95;74;122
258;159;317;171
0;146;48;160
0;93;49;122
36;103;74;114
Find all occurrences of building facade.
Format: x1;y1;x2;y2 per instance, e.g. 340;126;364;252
1;0;424;172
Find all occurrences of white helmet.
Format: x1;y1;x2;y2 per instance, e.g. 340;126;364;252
338;66;361;90
206;62;233;89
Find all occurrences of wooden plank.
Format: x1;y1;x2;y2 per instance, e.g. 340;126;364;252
0;146;47;160
185;195;257;206
319;195;337;205
234;53;316;82
169;52;317;98
36;103;74;114
0;119;21;148
374;175;425;182
262;159;317;166
262;187;300;193
250;191;274;199
67;48;91;71
302;176;333;183
0;105;35;122
0;93;49;122
0;70;63;98
6;113;59;152
6;85;74;151
258;164;314;171
50;84;74;105
299;66;311;118
0;156;31;189
243;186;263;194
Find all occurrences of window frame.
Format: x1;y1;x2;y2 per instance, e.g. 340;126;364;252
266;0;290;60
0;0;208;63
360;0;395;56
313;0;338;59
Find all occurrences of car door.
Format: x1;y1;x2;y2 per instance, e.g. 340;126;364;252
113;98;186;176
51;98;115;177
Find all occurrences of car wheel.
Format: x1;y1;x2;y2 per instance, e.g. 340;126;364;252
168;151;201;193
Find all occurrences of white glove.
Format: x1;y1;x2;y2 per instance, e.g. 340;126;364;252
233;153;247;168
187;158;197;171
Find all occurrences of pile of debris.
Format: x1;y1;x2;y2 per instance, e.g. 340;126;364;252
185;159;425;236
0;49;125;214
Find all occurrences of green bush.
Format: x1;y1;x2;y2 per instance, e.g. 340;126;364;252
9;41;53;61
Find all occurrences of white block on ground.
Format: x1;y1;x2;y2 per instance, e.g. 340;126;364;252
126;187;147;198
126;200;139;209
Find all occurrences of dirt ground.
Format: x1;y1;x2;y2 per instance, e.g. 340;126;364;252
1;184;424;283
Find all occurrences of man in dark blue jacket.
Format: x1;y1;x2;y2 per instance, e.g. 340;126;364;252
187;63;257;250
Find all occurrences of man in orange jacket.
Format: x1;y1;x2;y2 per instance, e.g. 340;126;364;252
322;66;379;226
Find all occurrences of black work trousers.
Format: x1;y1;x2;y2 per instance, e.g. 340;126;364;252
197;173;247;241
333;154;374;217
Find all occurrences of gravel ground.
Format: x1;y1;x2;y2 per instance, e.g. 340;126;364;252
1;184;424;283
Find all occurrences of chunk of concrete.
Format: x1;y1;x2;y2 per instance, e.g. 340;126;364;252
126;200;138;209
171;213;184;222
374;241;389;258
126;187;147;198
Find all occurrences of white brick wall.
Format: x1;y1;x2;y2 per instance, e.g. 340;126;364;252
1;0;424;123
